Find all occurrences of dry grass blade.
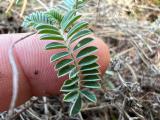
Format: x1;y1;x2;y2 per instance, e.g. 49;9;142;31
7;32;36;119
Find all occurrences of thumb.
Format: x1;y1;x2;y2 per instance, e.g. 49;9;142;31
0;33;110;112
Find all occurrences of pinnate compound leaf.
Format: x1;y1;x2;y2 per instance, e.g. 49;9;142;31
70;93;82;116
64;90;79;102
82;75;100;82
50;52;69;62
80;63;99;71
70;29;92;43
81;90;97;103
82;82;101;89
67;21;88;38
73;37;94;51
23;5;101;117
45;42;66;50
55;59;73;70
76;46;97;59
58;65;75;77
22;12;53;28
79;55;98;66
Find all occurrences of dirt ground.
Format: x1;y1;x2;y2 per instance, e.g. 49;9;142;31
0;0;160;120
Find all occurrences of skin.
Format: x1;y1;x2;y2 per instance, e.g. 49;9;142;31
0;33;110;112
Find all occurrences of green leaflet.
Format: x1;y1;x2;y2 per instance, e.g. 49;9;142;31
36;24;58;31
81;69;100;75
22;12;54;28
79;55;98;66
57;0;88;12
46;9;64;23
63;0;74;6
76;46;98;59
40;34;64;40
61;11;75;28
80;63;99;71
55;59;73;70
45;42;66;50
61;0;76;11
69;67;79;79
63;77;79;87
70;93;82;116
82;75;100;81
38;29;60;35
73;37;94;51
50;52;69;62
62;15;81;31
67;21;88;38
16;0;21;5
58;65;75;77
61;84;78;92
70;29;92;43
64;90;79;102
59;0;75;11
81;90;97;103
82;82;101;89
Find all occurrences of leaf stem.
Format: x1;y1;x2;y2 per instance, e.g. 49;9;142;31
60;30;81;90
